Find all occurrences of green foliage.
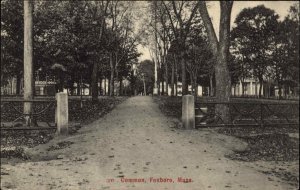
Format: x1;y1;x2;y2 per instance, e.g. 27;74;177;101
279;4;299;87
232;5;279;82
231;4;299;96
1;0;23;85
136;59;155;94
1;1;140;93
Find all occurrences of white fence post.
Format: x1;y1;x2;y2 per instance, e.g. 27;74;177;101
182;95;195;129
56;92;68;135
195;107;208;126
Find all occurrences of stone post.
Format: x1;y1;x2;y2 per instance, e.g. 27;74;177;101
182;95;195;129
56;92;68;135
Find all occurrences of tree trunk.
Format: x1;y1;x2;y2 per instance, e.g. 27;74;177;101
143;77;146;96
108;78;110;95
104;78;107;95
91;59;98;101
70;86;74;96
180;54;188;95
199;1;233;124
119;79;122;96
90;1;108;100
209;74;214;96
16;75;21;95
171;62;175;96
115;66;119;96
99;77;102;95
278;84;282;99
258;79;263;98
194;75;198;97
154;59;158;94
11;78;13;95
23;0;34;126
214;55;231;123
157;67;161;96
57;70;64;93
268;83;271;98
233;84;236;96
161;65;165;95
161;77;164;95
109;52;114;97
241;80;245;96
255;81;257;97
124;84;127;95
190;73;194;95
175;62;178;96
165;61;168;96
77;81;80;96
283;84;288;98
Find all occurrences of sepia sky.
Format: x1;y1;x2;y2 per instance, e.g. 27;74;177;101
138;1;299;61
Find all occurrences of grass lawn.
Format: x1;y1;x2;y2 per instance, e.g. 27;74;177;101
154;96;299;186
0;96;127;159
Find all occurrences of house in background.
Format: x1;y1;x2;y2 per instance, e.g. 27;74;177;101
158;82;212;97
1;77;18;95
232;78;263;97
2;75;297;98
1;74;56;96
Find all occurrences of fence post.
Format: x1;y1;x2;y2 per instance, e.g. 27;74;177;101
195;106;208;126
182;95;195;129
260;103;263;127
56;92;68;135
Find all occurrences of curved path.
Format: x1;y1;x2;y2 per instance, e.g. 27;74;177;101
0;96;294;190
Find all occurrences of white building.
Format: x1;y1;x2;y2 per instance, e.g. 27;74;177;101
158;79;264;97
232;79;263;96
158;82;207;97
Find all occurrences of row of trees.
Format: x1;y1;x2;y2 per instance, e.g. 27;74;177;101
143;1;234;101
144;1;299;99
231;4;299;98
1;0;143;101
1;1;299;123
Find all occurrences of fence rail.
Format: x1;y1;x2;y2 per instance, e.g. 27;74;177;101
195;101;299;128
1;99;56;130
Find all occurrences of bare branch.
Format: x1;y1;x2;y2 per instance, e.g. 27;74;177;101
198;1;219;55
162;1;178;39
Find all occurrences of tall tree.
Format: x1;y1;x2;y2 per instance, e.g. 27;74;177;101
281;4;299;96
162;0;200;95
1;0;24;94
137;60;155;95
186;41;213;97
90;1;110;101
231;5;279;97
198;1;233;123
23;0;34;125
231;28;253;96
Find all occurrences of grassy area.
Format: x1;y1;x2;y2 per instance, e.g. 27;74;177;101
154;96;299;161
153;96;182;118
1;96;127;124
0;97;127;159
154;96;299;186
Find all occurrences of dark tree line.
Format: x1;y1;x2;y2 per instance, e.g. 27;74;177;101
1;0;142;100
231;4;299;98
144;1;299;122
1;1;299;123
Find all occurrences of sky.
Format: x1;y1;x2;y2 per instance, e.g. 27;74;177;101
137;1;298;61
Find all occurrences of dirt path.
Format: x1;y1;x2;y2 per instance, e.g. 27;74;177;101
0;96;296;190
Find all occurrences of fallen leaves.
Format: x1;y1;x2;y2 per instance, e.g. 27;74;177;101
47;141;74;151
1;97;127;159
